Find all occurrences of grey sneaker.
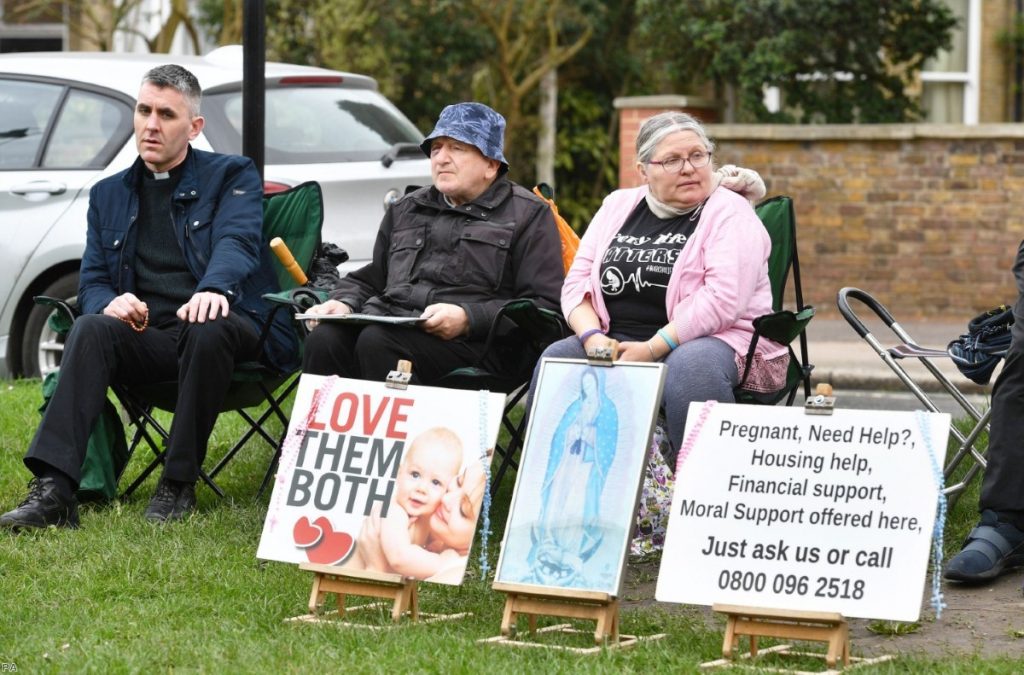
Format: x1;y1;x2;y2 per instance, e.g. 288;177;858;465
144;478;196;523
0;477;80;530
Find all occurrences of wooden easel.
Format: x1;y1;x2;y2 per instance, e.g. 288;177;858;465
479;582;660;652
701;604;893;673
712;604;849;668
291;563;419;625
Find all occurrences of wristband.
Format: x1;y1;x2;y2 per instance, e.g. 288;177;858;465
657;328;679;350
646;341;657;361
578;327;606;345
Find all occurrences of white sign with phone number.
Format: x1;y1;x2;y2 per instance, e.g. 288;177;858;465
655;402;949;621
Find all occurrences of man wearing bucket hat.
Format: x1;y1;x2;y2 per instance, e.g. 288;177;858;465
300;102;565;384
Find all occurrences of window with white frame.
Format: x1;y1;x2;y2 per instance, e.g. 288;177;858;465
920;0;979;124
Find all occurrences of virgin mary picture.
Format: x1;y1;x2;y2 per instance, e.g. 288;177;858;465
495;358;665;594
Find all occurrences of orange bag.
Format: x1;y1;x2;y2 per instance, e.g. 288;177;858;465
533;183;579;275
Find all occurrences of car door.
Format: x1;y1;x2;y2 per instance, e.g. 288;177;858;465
0;75;134;374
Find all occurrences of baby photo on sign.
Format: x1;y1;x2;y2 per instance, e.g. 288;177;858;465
257;374;503;586
495;358;665;594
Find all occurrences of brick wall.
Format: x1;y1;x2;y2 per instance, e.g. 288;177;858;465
615;112;1024;321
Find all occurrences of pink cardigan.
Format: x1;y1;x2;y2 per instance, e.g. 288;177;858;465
562;185;787;363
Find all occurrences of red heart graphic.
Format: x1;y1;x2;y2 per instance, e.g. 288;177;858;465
306;519;355;565
292;516;323;548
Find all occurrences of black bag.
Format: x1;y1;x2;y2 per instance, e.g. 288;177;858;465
306;242;349;291
947;304;1014;385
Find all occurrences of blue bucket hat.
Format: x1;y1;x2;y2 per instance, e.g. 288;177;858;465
420;102;509;169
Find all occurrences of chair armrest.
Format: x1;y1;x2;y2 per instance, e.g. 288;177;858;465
751;306;815;346
469;298;568;374
737;306;815;391
262;287;328;312
493;298;568;346
34;295;80;337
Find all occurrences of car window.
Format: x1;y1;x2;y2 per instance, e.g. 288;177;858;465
42;90;133;169
202;86;424;164
0;78;61;169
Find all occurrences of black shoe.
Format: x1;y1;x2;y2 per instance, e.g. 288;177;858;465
144;478;196;523
0;477;80;530
944;510;1024;583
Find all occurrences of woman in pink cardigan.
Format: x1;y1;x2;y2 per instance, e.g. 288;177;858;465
537;111;788;463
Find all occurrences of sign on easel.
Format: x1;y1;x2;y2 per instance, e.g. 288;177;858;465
257;373;504;586
483;356;666;650
656;402;949;622
495;358;666;594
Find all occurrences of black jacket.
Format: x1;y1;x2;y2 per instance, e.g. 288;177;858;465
330;176;563;340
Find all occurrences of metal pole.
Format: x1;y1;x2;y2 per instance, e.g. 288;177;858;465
242;0;266;180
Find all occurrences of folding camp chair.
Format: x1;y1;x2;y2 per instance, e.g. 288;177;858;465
37;181;325;499
837;287;991;506
735;195;815;405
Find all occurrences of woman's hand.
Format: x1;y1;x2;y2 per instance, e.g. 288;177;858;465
617;340;656;362
581;332;615;353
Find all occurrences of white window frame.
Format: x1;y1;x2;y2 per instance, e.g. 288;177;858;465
920;0;980;124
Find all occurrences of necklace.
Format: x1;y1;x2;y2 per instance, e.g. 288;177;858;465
119;314;149;332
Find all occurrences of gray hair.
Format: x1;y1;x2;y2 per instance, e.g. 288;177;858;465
635;111;715;164
142;64;202;118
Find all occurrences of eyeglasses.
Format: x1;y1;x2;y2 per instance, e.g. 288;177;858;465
647;151;712;173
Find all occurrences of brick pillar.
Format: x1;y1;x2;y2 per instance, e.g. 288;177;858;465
613;95;720;188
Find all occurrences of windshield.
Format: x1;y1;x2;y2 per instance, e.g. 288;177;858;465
202;86;424;164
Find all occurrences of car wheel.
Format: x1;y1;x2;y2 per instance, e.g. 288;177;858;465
21;272;79;379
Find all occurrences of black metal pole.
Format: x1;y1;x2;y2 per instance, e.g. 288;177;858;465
242;0;265;180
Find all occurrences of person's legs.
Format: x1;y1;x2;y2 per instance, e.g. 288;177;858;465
352;325;491;384
945;288;1024;582
2;315;178;529
301;321;363;377
978;322;1024;527
525;334;737;465
661;337;738;466
525;336;586;411
162;312;261;483
145;313;260;523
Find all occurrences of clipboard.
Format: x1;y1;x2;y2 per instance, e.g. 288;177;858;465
294;313;424;327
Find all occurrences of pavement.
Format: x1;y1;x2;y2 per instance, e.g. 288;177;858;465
804;315;995;415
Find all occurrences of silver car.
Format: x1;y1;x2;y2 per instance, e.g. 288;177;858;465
0;46;431;377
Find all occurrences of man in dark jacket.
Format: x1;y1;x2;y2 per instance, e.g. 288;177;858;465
0;64;297;530
301;102;564;384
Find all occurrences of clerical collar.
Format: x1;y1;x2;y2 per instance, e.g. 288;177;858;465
145;162;184;182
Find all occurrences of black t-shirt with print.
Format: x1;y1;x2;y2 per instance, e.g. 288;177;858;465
600;199;697;339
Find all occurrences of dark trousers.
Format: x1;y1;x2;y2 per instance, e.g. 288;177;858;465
979;239;1024;530
301;322;498;385
25;312;260;485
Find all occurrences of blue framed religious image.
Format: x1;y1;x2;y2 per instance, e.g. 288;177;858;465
494;358;666;594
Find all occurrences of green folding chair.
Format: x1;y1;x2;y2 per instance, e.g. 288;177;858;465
735;195;815;405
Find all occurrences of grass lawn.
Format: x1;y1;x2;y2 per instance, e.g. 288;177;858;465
0;379;1017;673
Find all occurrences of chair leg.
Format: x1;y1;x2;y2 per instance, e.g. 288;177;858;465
208;375;297;484
490;387;528;496
116;392;224;499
